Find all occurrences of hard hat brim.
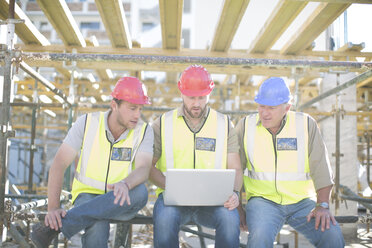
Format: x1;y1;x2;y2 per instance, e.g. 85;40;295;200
254;96;292;106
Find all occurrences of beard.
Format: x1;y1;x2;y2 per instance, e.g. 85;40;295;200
183;104;207;119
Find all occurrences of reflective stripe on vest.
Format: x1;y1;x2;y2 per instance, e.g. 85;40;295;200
73;112;146;197
163;109;227;170
244;170;311;181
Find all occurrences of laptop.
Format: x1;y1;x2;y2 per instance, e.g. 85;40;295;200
164;169;236;206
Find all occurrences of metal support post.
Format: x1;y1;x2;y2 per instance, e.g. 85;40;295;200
27;73;39;193
63;52;77;191
334;73;344;213
367;133;371;186
196;225;206;248
0;0;15;239
293;76;300;110
114;223;132;248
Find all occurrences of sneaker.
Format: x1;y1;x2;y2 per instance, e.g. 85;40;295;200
31;223;59;248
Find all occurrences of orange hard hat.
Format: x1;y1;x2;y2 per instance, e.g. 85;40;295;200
178;65;214;96
111;77;151;105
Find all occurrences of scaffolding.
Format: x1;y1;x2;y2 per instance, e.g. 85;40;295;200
1;1;372;246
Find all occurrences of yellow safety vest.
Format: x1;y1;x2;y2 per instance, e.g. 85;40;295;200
243;111;315;205
156;108;228;195
71;112;147;202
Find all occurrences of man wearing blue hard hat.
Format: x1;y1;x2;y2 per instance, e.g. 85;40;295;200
235;77;345;247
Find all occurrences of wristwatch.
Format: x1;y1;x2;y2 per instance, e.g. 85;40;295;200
233;190;240;198
316;202;329;209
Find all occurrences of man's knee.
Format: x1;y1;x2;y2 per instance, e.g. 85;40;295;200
317;224;345;248
216;209;240;233
247;226;276;247
129;183;148;210
82;221;110;247
154;207;179;226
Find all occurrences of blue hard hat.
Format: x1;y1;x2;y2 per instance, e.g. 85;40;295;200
254;77;292;106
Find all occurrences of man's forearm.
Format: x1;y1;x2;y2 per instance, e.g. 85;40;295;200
124;152;153;189
47;143;78;211
124;165;150;189
227;153;243;192
149;166;166;189
47;165;65;211
316;185;333;203
234;167;243;192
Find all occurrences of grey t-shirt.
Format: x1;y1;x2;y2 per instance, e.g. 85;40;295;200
64;110;154;155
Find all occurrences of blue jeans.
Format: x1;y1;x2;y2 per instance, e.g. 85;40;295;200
60;183;148;248
153;193;240;248
245;197;345;248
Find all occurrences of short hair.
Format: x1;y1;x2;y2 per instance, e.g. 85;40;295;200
113;98;123;106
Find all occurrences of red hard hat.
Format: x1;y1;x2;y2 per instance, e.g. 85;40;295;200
111;77;151;105
178;65;214;96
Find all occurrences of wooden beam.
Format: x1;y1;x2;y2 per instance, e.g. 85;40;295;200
152;0;183;79
337;42;365;53
85;37;113;81
159;0;183;50
0;0;49;45
294;0;372;3
298;76;317;86
281;3;350;55
23;59;323;78
165;71;180;84
210;0;250;52
334;42;366;61
248;0;307;53
55;66;71;79
357;76;372;88
94;0;131;48
36;0;85;47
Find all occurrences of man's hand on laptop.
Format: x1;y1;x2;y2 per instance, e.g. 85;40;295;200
223;192;239;210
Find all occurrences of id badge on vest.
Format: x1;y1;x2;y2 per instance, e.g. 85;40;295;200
195;137;216;152
111;147;132;161
277;138;297;150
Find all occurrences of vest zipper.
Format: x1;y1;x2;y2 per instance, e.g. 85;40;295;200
272;135;282;204
193;133;196;168
104;142;114;193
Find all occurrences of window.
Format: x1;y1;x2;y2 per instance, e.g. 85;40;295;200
39;22;48;31
142;22;155;32
182;29;190;48
80;22;100;30
184;0;191;13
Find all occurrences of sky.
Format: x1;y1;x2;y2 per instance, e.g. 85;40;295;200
347;4;372;52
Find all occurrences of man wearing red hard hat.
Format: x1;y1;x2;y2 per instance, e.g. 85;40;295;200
150;65;242;248
31;77;153;248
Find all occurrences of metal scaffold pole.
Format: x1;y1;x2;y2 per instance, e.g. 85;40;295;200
0;0;15;241
18;52;372;70
27;71;39;194
334;73;343;213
